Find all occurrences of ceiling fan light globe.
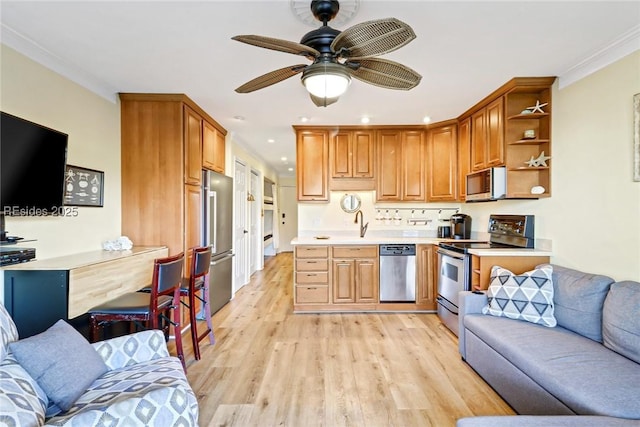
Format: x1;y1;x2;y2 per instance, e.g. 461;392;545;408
302;63;351;98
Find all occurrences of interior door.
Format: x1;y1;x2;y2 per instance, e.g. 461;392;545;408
249;169;260;275
277;184;298;252
233;159;249;291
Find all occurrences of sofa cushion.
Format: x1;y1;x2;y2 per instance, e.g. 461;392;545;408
45;357;199;426
464;314;640;418
483;265;556;327
602;281;640;364
550;264;614;342
9;319;108;413
0;303;19;363
0;354;48;427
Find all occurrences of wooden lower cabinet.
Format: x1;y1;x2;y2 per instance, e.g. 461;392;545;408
416;244;438;310
471;254;550;290
294;246;330;305
332;246;379;304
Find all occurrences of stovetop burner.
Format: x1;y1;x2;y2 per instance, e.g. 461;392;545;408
438;241;513;254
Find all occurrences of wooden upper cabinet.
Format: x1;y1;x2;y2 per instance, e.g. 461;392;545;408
376;129;403;200
352;131;374;178
402;130;426;201
427;121;457;202
470;97;504;171
376;128;425;201
330;131;352;178
457;117;471;201
184;106;202;185
296;128;329;201
202;120;225;174
486;97;504;167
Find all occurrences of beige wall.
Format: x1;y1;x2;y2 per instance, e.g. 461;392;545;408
464;51;640;281
0;45;121;260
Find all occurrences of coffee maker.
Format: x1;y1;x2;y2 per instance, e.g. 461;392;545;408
450;213;472;239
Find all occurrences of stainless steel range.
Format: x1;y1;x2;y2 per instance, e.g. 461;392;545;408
436;214;535;336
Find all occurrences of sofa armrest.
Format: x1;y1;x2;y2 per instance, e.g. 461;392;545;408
458;291;488;360
91;330;170;370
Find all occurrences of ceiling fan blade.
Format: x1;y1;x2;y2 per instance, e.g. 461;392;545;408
331;18;416;59
235;65;307;93
232;35;320;60
310;94;340;107
348;58;421;90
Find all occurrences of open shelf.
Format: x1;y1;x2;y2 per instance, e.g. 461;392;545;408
508;166;550;171
507;112;549;120
508;139;550;145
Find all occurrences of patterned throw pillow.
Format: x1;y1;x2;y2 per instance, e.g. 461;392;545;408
482;264;557;327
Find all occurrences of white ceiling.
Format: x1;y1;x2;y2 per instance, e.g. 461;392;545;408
1;1;639;178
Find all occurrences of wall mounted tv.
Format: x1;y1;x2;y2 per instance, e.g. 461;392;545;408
1;112;68;219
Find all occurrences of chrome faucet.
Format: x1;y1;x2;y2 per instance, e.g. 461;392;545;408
354;210;369;238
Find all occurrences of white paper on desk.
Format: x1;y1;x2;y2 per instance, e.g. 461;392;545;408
102;236;133;251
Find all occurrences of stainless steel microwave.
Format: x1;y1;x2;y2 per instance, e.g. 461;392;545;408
466;167;506;201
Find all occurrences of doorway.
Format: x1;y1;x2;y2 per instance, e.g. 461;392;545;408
233;158;249;292
278;184;298;252
249;169;261;275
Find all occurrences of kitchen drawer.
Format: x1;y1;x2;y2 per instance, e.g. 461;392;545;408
332;246;378;258
296;246;329;258
295;285;329;304
296;271;329;284
296;259;329;271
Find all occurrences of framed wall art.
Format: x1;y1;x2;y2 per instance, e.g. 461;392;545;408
634;93;640;182
64;165;104;207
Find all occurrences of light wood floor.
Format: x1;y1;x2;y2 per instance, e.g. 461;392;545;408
180;252;514;427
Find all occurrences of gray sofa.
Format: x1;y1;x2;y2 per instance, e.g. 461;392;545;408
457;264;640;426
0;302;199;426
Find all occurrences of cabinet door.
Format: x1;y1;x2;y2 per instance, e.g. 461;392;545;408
332;259;355;303
402;130;426;201
486;97;504;167
427;124;457;201
184;106;202;185
202;120;216;171
352;130;374;178
416;245;437;309
457;117;471;201
376;130;402;200
213;127;225;173
355;259;379;303
470;109;486;171
330;131;352;178
296;130;329;201
184;183;202;273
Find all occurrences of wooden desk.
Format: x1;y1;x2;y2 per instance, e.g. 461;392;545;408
2;246;168;338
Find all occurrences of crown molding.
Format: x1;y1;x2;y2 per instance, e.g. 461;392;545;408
1;23;117;103
559;24;640;89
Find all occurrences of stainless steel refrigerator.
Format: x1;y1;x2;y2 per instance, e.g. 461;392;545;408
202;170;234;315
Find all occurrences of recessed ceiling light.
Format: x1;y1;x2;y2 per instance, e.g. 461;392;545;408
288;167;293;172
233;115;245;121
267;139;275;143
281;156;287;161
299;116;309;122
360;116;370;124
423;116;431;123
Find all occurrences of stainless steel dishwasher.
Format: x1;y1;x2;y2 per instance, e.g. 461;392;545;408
379;244;416;302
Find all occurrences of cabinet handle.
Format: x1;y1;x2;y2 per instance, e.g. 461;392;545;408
306;287;317;290
306;274;317;276
306;261;317;263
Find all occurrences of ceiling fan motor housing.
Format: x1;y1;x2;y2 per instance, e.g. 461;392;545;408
310;0;340;23
300;26;340;55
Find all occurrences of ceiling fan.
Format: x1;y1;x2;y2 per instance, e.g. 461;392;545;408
232;0;422;107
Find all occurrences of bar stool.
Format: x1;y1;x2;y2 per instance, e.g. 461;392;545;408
184;246;215;360
87;252;186;371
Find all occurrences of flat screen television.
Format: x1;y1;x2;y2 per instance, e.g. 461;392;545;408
1;112;68;240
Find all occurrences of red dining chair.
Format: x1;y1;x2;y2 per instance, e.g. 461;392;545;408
87;252;186;371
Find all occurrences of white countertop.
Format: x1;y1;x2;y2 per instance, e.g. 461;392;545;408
291;235;552;256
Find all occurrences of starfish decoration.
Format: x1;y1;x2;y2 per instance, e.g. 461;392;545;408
534;151;551;167
526;100;548;114
525;156;538;167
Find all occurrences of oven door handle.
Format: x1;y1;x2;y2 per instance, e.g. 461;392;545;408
437;248;467;260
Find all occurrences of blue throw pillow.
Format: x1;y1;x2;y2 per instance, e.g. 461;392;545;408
9;320;108;413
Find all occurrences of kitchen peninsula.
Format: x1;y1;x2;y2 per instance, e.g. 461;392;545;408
291;235;550;313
